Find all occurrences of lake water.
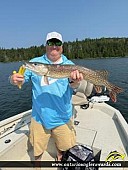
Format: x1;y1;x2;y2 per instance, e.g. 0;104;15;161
0;57;128;123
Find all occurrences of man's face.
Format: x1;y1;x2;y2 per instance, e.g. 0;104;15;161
46;38;63;62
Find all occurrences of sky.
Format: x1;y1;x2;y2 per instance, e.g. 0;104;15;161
0;0;128;49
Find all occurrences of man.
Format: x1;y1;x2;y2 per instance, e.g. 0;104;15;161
10;32;83;163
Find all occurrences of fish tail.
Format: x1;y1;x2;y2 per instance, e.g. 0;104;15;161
108;83;123;102
109;83;124;94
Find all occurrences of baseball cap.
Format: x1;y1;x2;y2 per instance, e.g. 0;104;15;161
46;32;63;42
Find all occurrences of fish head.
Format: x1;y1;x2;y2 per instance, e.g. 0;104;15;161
23;62;49;76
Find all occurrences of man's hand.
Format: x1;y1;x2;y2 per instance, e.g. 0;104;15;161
10;73;24;87
69;70;83;88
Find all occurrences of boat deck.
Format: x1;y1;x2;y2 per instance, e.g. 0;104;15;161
75;103;128;160
0;102;128;170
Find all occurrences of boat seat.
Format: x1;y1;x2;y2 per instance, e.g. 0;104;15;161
72;80;93;105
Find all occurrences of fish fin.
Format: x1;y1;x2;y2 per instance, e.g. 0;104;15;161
44;76;49;85
94;85;102;93
96;70;109;80
109;91;117;102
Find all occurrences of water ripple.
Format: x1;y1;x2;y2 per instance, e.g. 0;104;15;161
0;58;128;123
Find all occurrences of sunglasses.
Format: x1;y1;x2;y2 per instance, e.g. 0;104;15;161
46;40;62;46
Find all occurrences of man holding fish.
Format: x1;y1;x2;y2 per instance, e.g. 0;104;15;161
10;32;84;163
10;32;123;167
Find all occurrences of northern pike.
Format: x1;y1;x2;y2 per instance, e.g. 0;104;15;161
23;62;123;102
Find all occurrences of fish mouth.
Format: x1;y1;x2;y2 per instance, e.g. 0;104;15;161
22;62;32;69
22;62;40;73
22;62;49;76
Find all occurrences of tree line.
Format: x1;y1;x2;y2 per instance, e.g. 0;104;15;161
0;37;128;62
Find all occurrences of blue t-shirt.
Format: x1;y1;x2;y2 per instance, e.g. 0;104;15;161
24;54;74;129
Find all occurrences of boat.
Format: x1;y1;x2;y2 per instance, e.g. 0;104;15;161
0;80;128;170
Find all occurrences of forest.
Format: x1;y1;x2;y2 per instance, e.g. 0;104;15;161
0;37;128;62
